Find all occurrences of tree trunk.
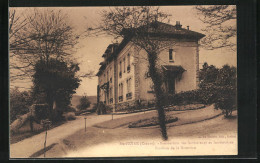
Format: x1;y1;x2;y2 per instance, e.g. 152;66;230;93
148;51;168;140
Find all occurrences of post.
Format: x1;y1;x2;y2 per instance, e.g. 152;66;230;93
44;127;47;158
41;119;51;158
84;117;87;132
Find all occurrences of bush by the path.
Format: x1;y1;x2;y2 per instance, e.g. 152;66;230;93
165;104;205;111
128;115;178;128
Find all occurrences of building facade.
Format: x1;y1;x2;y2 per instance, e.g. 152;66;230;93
96;21;205;111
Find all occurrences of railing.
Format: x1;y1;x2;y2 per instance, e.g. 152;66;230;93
127;65;131;73
119;96;123;102
126;92;132;100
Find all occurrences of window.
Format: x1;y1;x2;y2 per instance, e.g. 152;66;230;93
127;78;132;93
169;49;176;62
119;83;123;102
127;53;131;72
119;61;122;77
123;57;126;72
126;78;132;99
109;87;113;103
107;70;109;82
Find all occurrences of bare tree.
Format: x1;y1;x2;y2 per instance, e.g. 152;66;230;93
195;5;236;50
9;8;80;82
94;6;175;140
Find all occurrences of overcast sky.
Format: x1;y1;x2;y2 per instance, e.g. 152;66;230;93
11;6;237;96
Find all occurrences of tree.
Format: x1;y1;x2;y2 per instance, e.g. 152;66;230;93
32;59;80;121
10;87;33;123
199;62;219;88
77;96;91;110
214;65;237;117
195;5;236;51
9;8;79;82
199;63;237;117
94;7;173;140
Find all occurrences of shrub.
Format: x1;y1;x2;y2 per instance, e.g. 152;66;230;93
33;104;50;121
88;103;97;113
76;96;91;110
199;64;237;117
64;105;76;112
96;102;111;115
168;90;202;106
50;109;65;123
64;112;76;121
10;88;32;123
129;115;178;128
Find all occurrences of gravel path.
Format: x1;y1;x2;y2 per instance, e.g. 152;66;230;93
10;111;154;158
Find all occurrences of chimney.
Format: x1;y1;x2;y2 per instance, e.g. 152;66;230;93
187;26;189;30
176;21;182;29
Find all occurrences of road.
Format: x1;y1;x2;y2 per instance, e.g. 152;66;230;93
10;111;153;158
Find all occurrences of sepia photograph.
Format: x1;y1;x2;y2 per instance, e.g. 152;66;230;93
9;6;237;158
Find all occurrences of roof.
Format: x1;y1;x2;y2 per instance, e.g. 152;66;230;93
162;65;186;73
96;38;131;76
121;21;205;40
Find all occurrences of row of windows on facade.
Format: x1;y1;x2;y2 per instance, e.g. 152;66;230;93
100;50;174;84
119;53;131;78
100;53;132;84
106;77;132;104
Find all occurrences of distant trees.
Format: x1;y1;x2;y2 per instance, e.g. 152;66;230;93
77;96;91;110
195;5;236;51
32;59;80;121
10;87;33;123
199;63;237;117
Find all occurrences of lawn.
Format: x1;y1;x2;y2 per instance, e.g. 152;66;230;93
93;105;218;129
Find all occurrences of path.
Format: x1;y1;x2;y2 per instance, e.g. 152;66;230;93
10;111;155;158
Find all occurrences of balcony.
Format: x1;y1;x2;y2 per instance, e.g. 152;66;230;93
119;71;122;78
119;96;123;102
127;65;131;73
126;92;132;100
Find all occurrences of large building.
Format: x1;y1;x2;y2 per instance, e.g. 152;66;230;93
96;21;205;111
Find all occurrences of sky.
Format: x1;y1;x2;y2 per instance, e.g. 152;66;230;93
10;6;237;96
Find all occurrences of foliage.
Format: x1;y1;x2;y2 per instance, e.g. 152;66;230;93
76;96;91;110
199;63;237;117
64;112;76;121
88;103;98;113
168;90;202;106
10;88;33;123
32;59;80;122
199;62;219;88
129;115;178;128
96;102;112;115
9;9;79;82
33;104;50;121
195;5;236;50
